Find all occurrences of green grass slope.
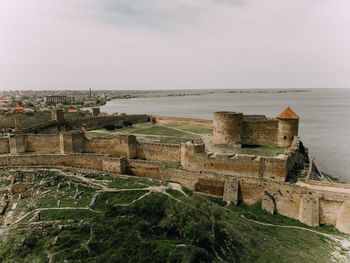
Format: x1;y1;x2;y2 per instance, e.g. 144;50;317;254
0;169;347;263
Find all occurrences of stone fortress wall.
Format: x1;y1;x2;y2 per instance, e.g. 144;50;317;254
1;150;350;234
181;137;300;182
212;107;299;148
1;132;181;163
17;109;149;134
1;107;350;234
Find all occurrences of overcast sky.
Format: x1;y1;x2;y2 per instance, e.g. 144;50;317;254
0;0;349;90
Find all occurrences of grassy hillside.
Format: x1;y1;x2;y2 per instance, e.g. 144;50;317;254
0;169;348;262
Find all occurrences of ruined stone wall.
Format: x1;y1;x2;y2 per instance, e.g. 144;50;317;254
203;153;261;177
85;138;119;156
16;114;149;134
102;157;126;174
0;138;9;154
2;151;350;234
84;135;137;158
163;169;227;197
125;159;165;179
263;157;288;181
237;177;266;205
181;141;293;182
264;182;302;219
59;132;85;154
0;153;106;170
1;132;178;162
9;135;27;154
65;114;149;131
136;143;181;162
242;119;279;146
285;137;300;174
151;115;212;127
212;112;298;148
26;134;60;153
319;199;342;226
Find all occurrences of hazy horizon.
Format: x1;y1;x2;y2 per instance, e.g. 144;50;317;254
1;0;350;91
1;87;348;92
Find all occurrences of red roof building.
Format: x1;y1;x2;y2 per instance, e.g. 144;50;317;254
14;107;24;112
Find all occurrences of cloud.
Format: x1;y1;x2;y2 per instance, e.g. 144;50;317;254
0;0;349;90
89;0;202;30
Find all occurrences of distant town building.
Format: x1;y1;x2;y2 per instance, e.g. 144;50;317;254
44;96;75;105
14;106;24;112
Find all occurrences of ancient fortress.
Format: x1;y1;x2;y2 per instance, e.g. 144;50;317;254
1;107;350;234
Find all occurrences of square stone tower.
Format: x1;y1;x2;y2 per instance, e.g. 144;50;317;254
51;109;65;122
59;131;85;154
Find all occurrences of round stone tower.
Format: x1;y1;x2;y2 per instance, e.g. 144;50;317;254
212;111;243;146
277;107;299;147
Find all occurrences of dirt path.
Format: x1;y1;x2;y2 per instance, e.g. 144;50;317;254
240;214;350;261
297;181;350;194
159;125;199;136
88;130;187;138
48;168;112;191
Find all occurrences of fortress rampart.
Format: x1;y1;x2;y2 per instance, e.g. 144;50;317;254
14;108;298;150
213;108;299;147
152;107;299;148
0;132;181;163
181;137;300;182
1;152;350;234
2;108;350;234
0;132;297;180
17;112;149;134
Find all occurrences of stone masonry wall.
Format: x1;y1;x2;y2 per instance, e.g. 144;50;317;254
125;159;165;179
181;141;296;182
136;143;181;162
2;152;350;234
0;138;9;154
102;157;127;174
83;135;137;158
65;114;149;131
26;134;60;153
0;133;178;162
242;119;279;146
0;153;106;170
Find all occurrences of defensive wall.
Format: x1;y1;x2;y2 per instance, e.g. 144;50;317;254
0;132;297;177
151;107;299;149
2;108;350;234
0;132;181;163
64;114;149;131
13;108;299;150
17;112;149;134
181;136;300;182
1;152;350;234
212;107;299;148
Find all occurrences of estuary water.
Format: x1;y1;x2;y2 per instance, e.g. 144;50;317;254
101;89;350;181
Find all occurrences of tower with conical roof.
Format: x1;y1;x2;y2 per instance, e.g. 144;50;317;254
277;107;299;147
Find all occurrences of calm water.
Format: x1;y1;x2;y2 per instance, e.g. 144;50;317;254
101;89;350;181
